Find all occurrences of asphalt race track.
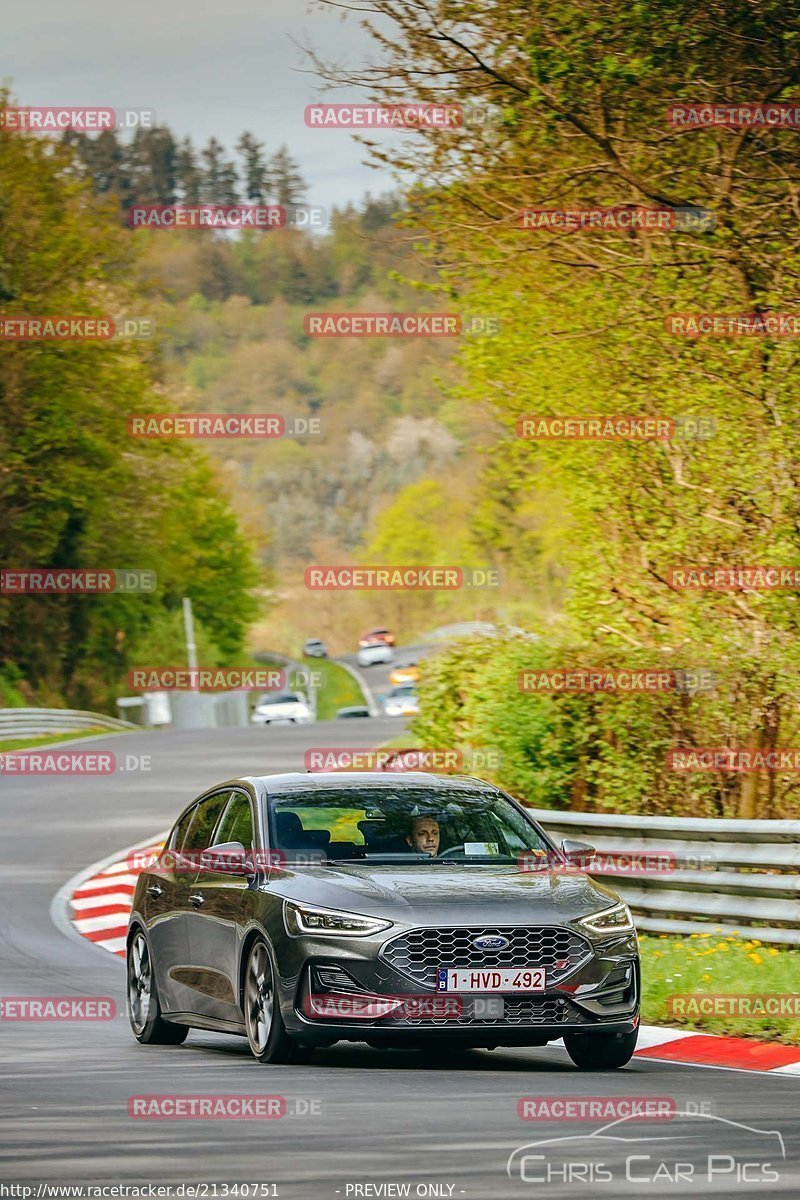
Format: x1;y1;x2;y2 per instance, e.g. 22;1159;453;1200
1;720;799;1198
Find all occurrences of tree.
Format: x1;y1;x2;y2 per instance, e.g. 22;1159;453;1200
269;144;307;207
313;0;800;817
237;131;270;202
128;126;177;203
175;136;203;203
0;96;260;709
200;136;225;201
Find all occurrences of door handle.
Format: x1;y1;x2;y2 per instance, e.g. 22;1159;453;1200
189;892;205;908
146;884;163;898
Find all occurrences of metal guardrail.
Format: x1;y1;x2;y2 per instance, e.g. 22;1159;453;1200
0;707;137;740
531;808;800;945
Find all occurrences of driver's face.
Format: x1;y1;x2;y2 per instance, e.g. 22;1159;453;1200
407;817;440;856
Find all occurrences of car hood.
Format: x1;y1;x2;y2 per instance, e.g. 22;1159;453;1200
265;862;621;924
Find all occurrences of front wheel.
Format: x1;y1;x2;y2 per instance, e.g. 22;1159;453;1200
127;927;188;1045
563;1027;638;1070
243;937;307;1063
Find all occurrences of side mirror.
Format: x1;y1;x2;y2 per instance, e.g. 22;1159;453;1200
200;840;250;875
561;839;596;866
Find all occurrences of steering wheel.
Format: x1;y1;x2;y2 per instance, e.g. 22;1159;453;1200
436;844;465;860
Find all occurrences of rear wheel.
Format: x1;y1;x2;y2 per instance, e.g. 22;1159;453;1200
563;1027;638;1070
243;937;308;1063
127;928;188;1045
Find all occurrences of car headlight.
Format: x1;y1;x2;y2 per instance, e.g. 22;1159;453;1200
578;901;635;935
283;900;393;938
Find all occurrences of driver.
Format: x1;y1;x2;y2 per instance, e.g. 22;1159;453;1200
406;814;440;857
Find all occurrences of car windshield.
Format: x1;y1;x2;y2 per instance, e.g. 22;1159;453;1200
257;693;301;706
389;684;416;697
268;786;554;864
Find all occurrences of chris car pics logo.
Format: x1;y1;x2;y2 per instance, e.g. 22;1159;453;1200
506;1112;784;1186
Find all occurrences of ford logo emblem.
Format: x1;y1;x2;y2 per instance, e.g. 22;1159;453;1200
473;935;509;951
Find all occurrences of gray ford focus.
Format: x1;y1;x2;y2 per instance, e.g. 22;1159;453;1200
127;773;640;1068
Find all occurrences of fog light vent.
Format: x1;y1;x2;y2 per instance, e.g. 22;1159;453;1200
313;965;368;993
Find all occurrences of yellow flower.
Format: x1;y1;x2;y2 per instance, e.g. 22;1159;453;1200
702;973;712;982
716;942;728;950
673;942;685;950
748;953;763;965
768;948;779;957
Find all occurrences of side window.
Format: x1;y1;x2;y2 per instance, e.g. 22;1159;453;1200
171;806;197;852
182;792;231;852
214;791;255;850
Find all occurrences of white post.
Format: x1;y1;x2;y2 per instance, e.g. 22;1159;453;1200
182;596;199;690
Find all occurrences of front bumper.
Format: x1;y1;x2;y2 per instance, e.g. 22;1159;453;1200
277;924;640;1047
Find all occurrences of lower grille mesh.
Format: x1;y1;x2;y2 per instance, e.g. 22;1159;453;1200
390;997;586;1027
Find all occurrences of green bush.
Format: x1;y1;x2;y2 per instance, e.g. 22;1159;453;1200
411;634;800;817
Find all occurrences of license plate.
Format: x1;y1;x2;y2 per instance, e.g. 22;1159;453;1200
436;967;546;993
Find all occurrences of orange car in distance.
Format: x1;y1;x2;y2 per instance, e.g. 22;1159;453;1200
358;627;395;648
388;662;420;686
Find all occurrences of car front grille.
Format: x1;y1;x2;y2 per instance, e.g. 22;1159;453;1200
381;925;592;989
390;997;587;1027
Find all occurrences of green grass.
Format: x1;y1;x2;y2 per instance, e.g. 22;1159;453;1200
0;728;120;752
640;931;800;1044
301;659;366;721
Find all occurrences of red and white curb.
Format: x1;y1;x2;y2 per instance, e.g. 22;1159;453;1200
58;838;800;1075
634;1025;800;1075
62;834;165;957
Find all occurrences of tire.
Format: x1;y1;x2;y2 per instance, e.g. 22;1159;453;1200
243;937;307;1064
563;1027;639;1070
127;927;188;1045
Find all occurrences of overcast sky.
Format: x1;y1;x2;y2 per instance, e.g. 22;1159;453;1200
3;0;397;210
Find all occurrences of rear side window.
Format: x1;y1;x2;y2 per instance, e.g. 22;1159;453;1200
171;806;196;852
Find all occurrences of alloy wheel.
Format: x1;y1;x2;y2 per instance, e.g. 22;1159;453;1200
128;931;152;1034
245;942;274;1053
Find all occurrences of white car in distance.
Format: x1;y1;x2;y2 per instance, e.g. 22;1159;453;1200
251;691;312;725
357;642;394;667
383;683;420;717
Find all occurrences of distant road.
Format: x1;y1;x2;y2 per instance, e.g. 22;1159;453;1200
337;640;437;714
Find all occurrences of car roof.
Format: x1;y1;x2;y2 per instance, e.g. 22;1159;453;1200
242;771;500;795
